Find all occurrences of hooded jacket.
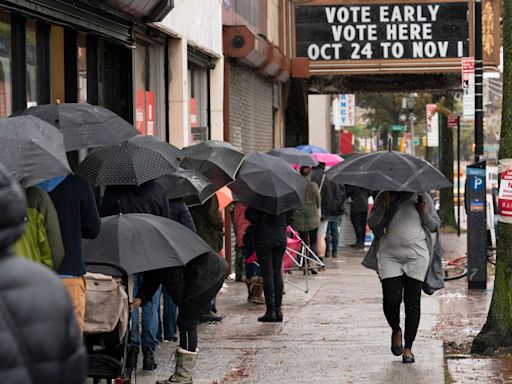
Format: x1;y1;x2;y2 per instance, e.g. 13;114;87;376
0;165;86;384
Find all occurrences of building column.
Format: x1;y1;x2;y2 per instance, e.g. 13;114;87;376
168;38;189;148
209;56;224;141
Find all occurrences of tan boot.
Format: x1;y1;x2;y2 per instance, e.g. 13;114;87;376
156;347;198;384
249;277;265;304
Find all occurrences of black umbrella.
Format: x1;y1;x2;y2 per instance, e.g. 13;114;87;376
178;140;245;190
0;116;71;187
83;213;215;274
128;135;181;169
229;152;307;215
267;147;318;167
325;150;452;192
77;141;176;186
15;103;139;151
156;169;216;206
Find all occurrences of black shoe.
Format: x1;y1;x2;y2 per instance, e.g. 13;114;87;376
258;312;278;322
332;252;338;258
391;329;403;356
125;346;139;369
142;347;157;370
199;310;223;322
402;353;415;363
275;309;283;322
310;268;318;274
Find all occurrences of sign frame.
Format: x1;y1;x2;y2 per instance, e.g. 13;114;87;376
287;0;475;75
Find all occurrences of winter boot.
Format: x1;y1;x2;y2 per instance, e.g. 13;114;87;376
258;298;277;322
156;347;198;384
249;276;265;304
125;346;139;370
142;346;157;370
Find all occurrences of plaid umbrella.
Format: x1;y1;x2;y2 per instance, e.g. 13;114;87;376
84;213;215;274
77;141;176;186
15;103;139;151
178;140;245;190
325;150;451;192
0;116;71;187
229;152;307;215
267;147;318;167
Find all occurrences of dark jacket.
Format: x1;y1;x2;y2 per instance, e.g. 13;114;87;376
245;207;294;245
189;195;224;252
0;165;86;384
101;181;171;219
49;174;101;276
346;185;370;214
136;252;228;306
169;198;196;232
320;178;346;219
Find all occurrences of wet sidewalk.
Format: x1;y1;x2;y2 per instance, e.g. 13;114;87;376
135;246;445;384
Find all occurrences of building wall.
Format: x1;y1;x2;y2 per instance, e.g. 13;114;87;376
308;94;331;150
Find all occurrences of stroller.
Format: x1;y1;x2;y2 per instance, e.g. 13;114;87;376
246;226;324;293
83;262;133;384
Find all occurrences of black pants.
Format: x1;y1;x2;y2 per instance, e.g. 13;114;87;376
350;211;367;245
299;229;318;255
381;274;423;349
255;240;287;311
177;279;224;352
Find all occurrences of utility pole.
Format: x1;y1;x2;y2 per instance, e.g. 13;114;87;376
474;0;484;162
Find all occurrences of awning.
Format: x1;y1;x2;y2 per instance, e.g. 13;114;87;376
101;0;174;22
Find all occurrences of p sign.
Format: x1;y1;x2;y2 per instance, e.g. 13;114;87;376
470;176;485;191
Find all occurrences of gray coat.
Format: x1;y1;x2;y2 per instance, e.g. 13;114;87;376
362;192;440;275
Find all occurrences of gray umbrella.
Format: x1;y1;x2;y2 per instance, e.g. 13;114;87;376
325;150;452;192
229;152;307;215
77;141;176;186
156;169;216;206
0;116;71;187
178;140;245;190
15;103;139;151
267;147;318;167
84;213;215;274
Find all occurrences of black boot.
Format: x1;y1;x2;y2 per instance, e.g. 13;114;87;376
199;310;223;322
125;346;139;370
142;346;157;370
258;299;277;322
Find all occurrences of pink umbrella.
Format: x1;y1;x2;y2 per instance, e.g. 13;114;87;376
311;152;344;166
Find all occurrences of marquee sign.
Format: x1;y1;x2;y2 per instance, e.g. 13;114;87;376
289;0;474;75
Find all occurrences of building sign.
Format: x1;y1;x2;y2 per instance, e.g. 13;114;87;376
145;91;155;136
462;57;475;119
340;94;355;126
291;0;472;75
426;103;439;147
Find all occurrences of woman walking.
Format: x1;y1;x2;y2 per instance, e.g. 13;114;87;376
245;207;294;322
365;191;439;363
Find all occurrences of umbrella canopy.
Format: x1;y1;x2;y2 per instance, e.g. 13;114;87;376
15;103;139;151
216;186;233;210
296;144;328;154
267;147;318;167
0;116;71;187
83;213;215;274
178;140;245;190
156;169;216;206
325;150;451;192
77;141;176;186
312;152;344;167
127;135;180;169
229;152;307;215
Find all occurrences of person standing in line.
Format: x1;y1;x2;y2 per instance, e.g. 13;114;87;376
158;197;197;343
101;180;171;371
365;191;439;363
294;166;320;274
0;164;87;384
189;194;225;322
43;174;101;333
12;186;64;270
245;207;294;322
346;185;370;249
321;179;346;259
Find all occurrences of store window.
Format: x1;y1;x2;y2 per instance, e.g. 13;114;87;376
0;12;11;117
188;63;208;144
26;19;36;107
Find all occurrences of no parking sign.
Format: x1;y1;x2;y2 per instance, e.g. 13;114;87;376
498;161;512;222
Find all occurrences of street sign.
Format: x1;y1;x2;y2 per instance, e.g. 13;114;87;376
447;115;459;128
391;124;405;131
462;57;475;119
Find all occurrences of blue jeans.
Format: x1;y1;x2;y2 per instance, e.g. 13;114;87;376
326;216;341;252
157;287;177;340
130;273;161;352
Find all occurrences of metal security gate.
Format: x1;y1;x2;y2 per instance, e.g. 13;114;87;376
229;62;273;152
